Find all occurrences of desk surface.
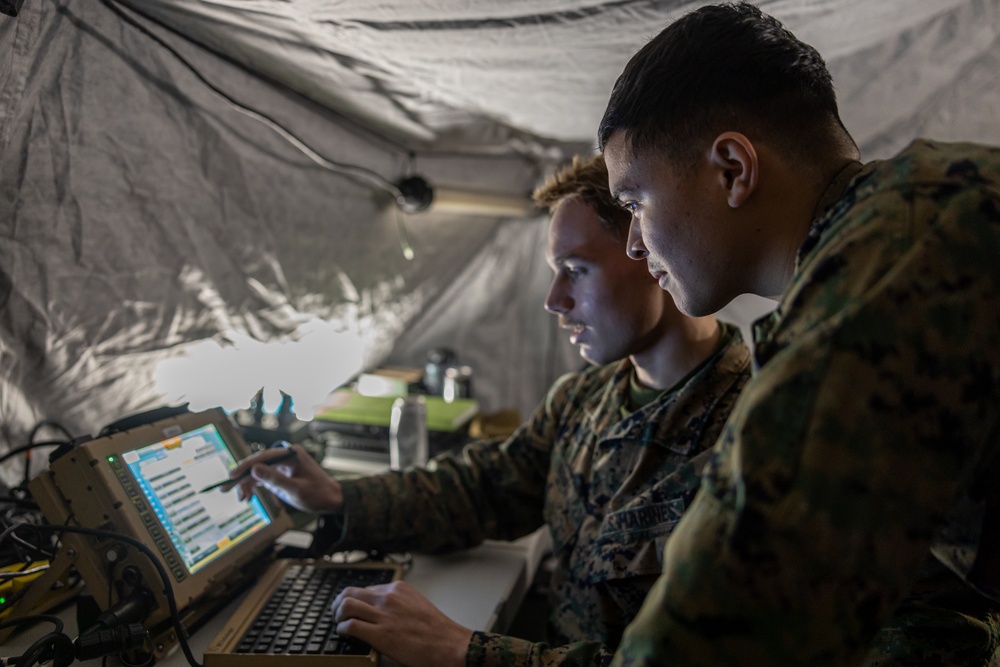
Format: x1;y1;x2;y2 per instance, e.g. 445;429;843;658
2;529;550;665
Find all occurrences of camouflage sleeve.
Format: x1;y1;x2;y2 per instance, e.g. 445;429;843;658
467;631;612;667
322;373;581;554
612;184;1000;665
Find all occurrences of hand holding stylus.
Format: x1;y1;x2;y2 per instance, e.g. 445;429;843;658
227;443;344;514
199;448;298;493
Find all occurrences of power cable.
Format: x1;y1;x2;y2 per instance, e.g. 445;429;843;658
0;441;71;466
20;421;73;489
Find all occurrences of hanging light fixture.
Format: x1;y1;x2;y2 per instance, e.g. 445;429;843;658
395;175;537;218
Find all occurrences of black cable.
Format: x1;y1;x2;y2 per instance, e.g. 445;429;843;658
0;496;39;509
3;437;73;499
94;0;403;200
0;441;71;466
1;515;56;561
0;613;63;634
0;615;66;667
27;421;74;443
1;524;203;667
17;631;72;667
1;478;54;566
23;421;75;489
106;559;114;614
9;532;55;561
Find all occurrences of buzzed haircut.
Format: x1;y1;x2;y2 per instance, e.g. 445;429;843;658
533;153;631;239
598;2;855;166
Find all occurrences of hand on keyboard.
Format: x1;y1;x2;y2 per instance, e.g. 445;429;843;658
331;580;473;667
233;563;394;657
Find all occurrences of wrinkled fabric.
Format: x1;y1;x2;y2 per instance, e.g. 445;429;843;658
613;140;1000;667
0;0;579;485
138;0;1000;154
6;0;1000;490
312;324;751;666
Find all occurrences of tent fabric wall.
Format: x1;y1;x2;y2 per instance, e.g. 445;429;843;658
386;217;581;422
829;0;1000;158
131;0;1000;159
3;0;1000;489
0;0;577;487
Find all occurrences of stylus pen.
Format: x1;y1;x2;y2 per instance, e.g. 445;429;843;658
199;448;297;493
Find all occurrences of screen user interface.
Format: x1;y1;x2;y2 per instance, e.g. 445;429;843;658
119;423;272;574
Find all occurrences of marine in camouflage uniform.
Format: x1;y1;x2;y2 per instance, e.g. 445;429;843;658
311;321;750;667
611;140;1000;666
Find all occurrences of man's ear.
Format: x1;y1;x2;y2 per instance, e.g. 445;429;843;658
709;132;758;208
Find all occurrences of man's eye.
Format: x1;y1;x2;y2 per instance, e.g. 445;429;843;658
564;266;583;278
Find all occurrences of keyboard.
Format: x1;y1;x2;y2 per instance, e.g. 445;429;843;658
234;563;394;656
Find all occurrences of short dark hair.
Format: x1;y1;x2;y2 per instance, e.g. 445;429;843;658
598;2;854;165
532;153;631;239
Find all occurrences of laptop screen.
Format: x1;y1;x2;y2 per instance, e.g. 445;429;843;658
117;422;273;575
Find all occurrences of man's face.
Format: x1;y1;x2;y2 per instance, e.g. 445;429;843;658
544;196;671;366
604;131;737;317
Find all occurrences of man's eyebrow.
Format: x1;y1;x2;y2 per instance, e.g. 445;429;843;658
611;181;635;203
551;251;587;266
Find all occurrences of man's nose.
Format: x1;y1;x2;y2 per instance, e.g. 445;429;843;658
626;219;648;260
544;279;571;314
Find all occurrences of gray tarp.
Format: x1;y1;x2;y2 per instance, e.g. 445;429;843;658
2;0;999;486
0;1;580;486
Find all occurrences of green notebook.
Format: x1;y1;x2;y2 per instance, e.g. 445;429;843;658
313;389;479;433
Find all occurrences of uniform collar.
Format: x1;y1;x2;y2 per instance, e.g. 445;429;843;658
797;159;865;266
752;159;866;370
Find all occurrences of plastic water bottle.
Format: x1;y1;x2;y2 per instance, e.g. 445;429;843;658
389;396;428;471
